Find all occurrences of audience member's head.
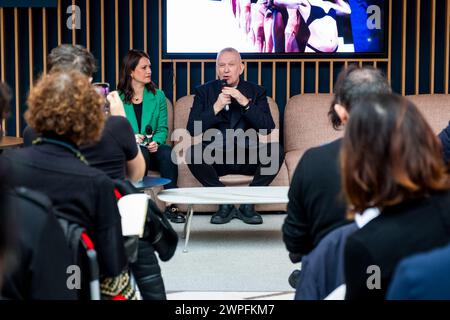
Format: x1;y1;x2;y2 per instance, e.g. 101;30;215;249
0;82;12;288
47;44;97;77
329;66;391;130
216;47;244;88
117;49;155;103
25;71;105;146
341;93;450;216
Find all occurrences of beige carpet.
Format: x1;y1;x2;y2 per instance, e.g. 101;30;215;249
159;213;296;292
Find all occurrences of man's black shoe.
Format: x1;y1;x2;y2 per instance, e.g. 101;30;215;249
164;205;186;223
237;204;263;224
210;204;236;224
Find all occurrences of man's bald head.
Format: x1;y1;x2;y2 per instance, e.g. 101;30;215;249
329;66;392;129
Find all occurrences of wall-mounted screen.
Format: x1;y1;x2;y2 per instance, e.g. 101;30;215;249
164;0;387;58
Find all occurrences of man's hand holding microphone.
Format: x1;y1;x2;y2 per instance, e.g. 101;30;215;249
213;79;250;115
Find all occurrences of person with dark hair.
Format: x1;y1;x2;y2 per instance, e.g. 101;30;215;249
186;47;283;225
116;49;184;224
22;44;168;300
23;44;145;183
341;93;450;299
282;66;391;288
1;82;76;300
2;71;136;299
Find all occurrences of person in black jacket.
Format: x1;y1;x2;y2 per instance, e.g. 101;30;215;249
22;44;168;300
186;47;283;225
341;94;450;299
2;71;135;299
23;44;146;183
282;66;391;261
0;82;76;300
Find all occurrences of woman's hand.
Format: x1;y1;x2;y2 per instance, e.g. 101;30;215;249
147;141;158;153
107;91;126;117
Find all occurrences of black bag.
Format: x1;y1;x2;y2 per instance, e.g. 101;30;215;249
113;179;178;262
143;198;178;262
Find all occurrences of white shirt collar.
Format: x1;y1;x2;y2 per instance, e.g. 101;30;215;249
355;207;380;228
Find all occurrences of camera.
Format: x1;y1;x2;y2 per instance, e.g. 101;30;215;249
92;82;110;114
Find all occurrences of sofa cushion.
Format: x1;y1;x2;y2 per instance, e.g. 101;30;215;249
284;94;342;155
284;150;303;182
406;94;450;134
284;94;343;181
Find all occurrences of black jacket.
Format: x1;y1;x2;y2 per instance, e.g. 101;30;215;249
187;79;275;146
1;188;77;300
23;116;139;181
344;190;450;300
2;135;127;277
282;139;349;257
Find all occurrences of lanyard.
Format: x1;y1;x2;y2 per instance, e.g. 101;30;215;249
32;137;89;165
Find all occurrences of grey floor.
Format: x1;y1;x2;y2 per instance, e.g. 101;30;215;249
160;213;296;295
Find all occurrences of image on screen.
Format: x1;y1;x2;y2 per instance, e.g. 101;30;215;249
165;0;385;56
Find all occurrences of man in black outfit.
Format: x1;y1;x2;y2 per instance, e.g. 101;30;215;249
282;66;392;273
187;47;283;225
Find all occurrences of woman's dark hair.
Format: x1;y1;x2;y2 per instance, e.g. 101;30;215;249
341;93;450;216
117;50;156;103
328;66;391;130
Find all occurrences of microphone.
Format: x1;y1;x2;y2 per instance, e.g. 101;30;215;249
145;125;153;145
220;79;230;111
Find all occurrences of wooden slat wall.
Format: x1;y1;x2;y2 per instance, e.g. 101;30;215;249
160;58;389;105
0;0;449;137
415;0;421;94
14;8;19;136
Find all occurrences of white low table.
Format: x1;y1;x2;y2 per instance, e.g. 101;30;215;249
157;186;289;252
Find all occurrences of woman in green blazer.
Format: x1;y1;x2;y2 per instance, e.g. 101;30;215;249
117;50;184;223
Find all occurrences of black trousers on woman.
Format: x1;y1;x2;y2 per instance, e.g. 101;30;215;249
140;144;178;189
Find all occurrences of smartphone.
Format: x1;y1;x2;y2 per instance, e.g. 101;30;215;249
92;82;110;97
92;82;111;113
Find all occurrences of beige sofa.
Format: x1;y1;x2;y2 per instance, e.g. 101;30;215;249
406;94;450;134
153;93;449;213
171;95;289;212
283;94;343;182
282;93;450;182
